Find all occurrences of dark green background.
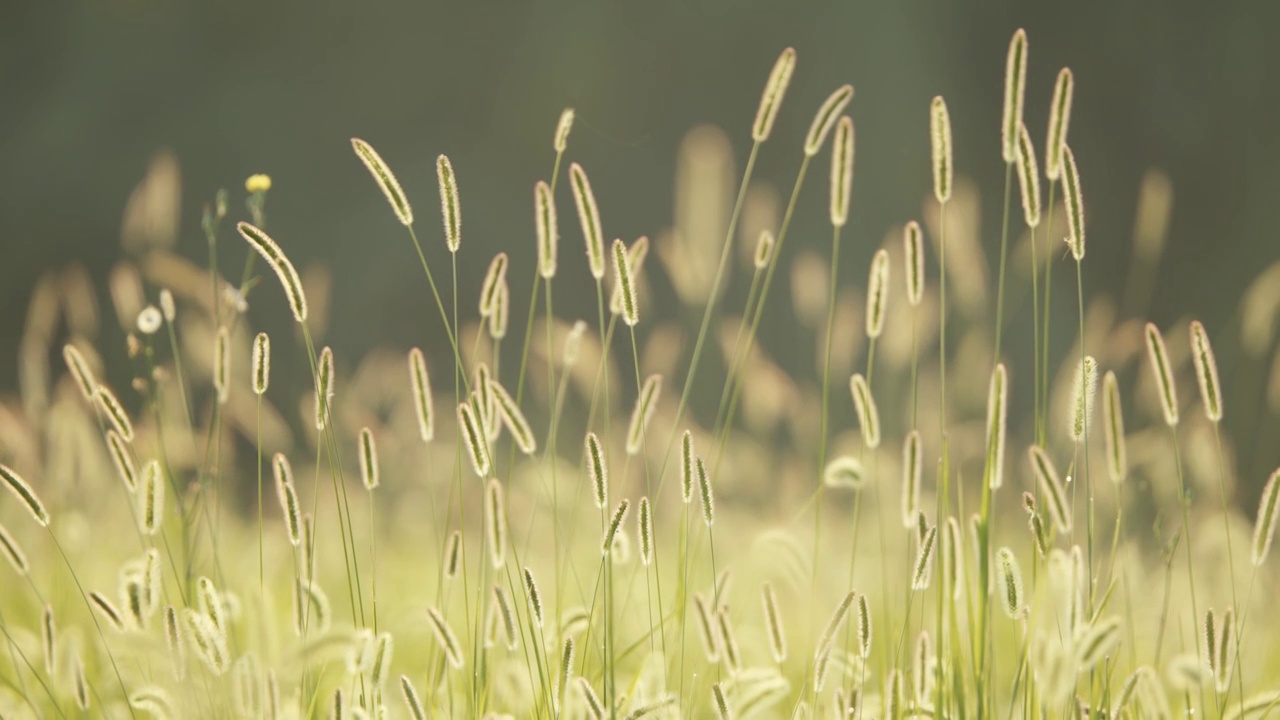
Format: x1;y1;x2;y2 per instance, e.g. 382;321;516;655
2;1;1277;480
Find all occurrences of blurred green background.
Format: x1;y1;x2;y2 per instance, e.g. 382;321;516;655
2;1;1277;479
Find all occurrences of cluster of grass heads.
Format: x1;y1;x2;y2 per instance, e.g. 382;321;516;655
4;29;1280;720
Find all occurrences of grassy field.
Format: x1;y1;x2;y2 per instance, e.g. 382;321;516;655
1;29;1278;719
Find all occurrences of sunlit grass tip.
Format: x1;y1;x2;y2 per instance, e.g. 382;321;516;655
866;248;889;339
823;455;867;490
523;566;545;627
849;373;881;449
912;523;938;590
753;47;797;143
490;376;537;454
930;96;953;203
586;431;608;509
138;459;164;535
902;429;923;526
602;498;631;554
236;222;308;323
351;138;414;226
408;347;434;442
829;115;855;227
904;221;924;306
569;162;606;279
996;546;1025;618
358;427;379;490
1253;467;1280;565
554;107;575;153
1061;144;1086;260
761;581;787;663
0;462;50;526
458;401;491;478
1189;320;1223;422
986;364;1009;489
613;238;639;326
804;84;854;157
697;457;715;526
62;343;97;400
486;479;507;569
1029;445;1071;533
425;606;463;669
627;374;662;455
535;180;558;279
1144;322;1180;426
1016;123;1042;227
638;496;653;565
252;332;270;395
1070;355;1098;443
0;522;29;575
1103;371;1127;483
97;384;134;443
436;154;462;252
1002;28;1028;164
479;252;509;318
1045;68;1075;181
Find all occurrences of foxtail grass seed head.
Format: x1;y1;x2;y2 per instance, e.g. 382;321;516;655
849;373;881;449
1203;608;1219;680
0;523;29;574
943;516;964;601
914;632;934;705
315;346;335;430
627;374;661;454
569;163;606;279
90;591;126;631
903;221;925;306
425;606;463;669
577;677;606;720
912;524;938;590
186;607;229;675
716;607;742;674
754;230;775;270
159;288;176;322
586;432;608;508
804;84;854;157
408;347;434;442
1076;616;1123;670
681;430;696;503
712;683;732;720
855;592;873;659
490;377;536;454
697;457;715;526
638;496;654;566
479;252;508;317
829;115;855;227
97;385;134;443
401;676;426;720
1215;608;1236;692
996;547;1025;618
1029;513;1050;557
693;593;720;662
164;606;184;680
458;401;491;478
1016;123;1042;227
370;633;393;690
535;180;558;279
602;499;630;555
1061;145;1086;260
753;47;796;142
1002;29;1028;164
1253;468;1280;565
444;530;461;579
274;458;301;546
252;332;270;395
63;343;97;401
105;429;136;490
40;605;55;678
1045;68;1075;181
213;326;230;404
1103;371;1127;483
1070;355;1098;443
1029;446;1072;533
136;306;162;335
866;249;890;338
816;591;855;657
436;154;461;252
824;456;867;490
486;479;507;569
490;585;517;650
138;459;164;535
236;223;308;323
351;138;413;226
563;319;587;367
884;669;904;720
986;364;1009;489
553;107;575;153
358;427;379;490
557;637;576;709
0;463;49;527
523;566;545;627
1144;322;1180;426
613;238;639;326
902;430;923;526
930;96;953;203
761;582;787;663
1189;320;1223;422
